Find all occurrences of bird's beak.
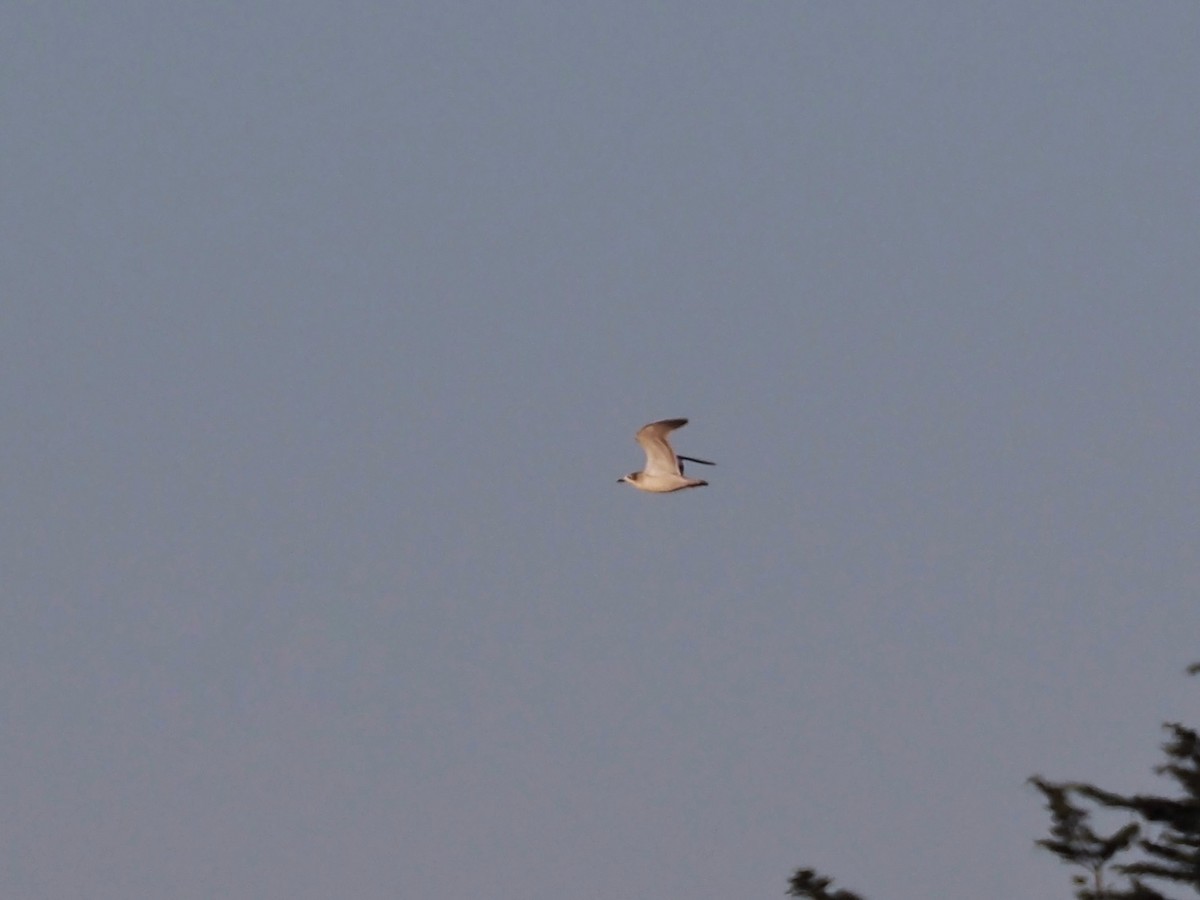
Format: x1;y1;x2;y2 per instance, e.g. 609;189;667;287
616;477;625;484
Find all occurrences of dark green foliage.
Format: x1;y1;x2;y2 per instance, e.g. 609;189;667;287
786;868;865;900
1029;775;1140;898
784;665;1199;900
1077;722;1200;893
1032;665;1200;899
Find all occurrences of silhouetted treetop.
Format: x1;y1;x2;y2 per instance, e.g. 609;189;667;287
786;868;866;900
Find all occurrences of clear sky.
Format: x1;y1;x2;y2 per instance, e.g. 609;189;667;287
3;4;1199;899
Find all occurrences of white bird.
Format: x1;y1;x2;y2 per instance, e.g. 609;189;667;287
617;418;715;493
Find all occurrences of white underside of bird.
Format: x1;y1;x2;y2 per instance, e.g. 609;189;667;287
618;418;714;493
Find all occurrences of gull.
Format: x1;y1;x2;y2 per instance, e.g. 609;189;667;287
617;418;715;493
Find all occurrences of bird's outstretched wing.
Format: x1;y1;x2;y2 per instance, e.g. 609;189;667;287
635;418;688;476
676;454;715;475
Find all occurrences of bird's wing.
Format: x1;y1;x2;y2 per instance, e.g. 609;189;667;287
635;418;687;476
676;455;715;475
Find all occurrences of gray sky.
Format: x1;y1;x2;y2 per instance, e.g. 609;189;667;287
4;4;1199;899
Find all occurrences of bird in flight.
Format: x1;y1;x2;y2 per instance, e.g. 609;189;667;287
618;418;715;493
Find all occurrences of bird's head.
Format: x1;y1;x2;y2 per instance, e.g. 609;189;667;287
617;472;641;486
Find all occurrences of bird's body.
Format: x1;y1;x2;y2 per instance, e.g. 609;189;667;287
618;418;714;493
